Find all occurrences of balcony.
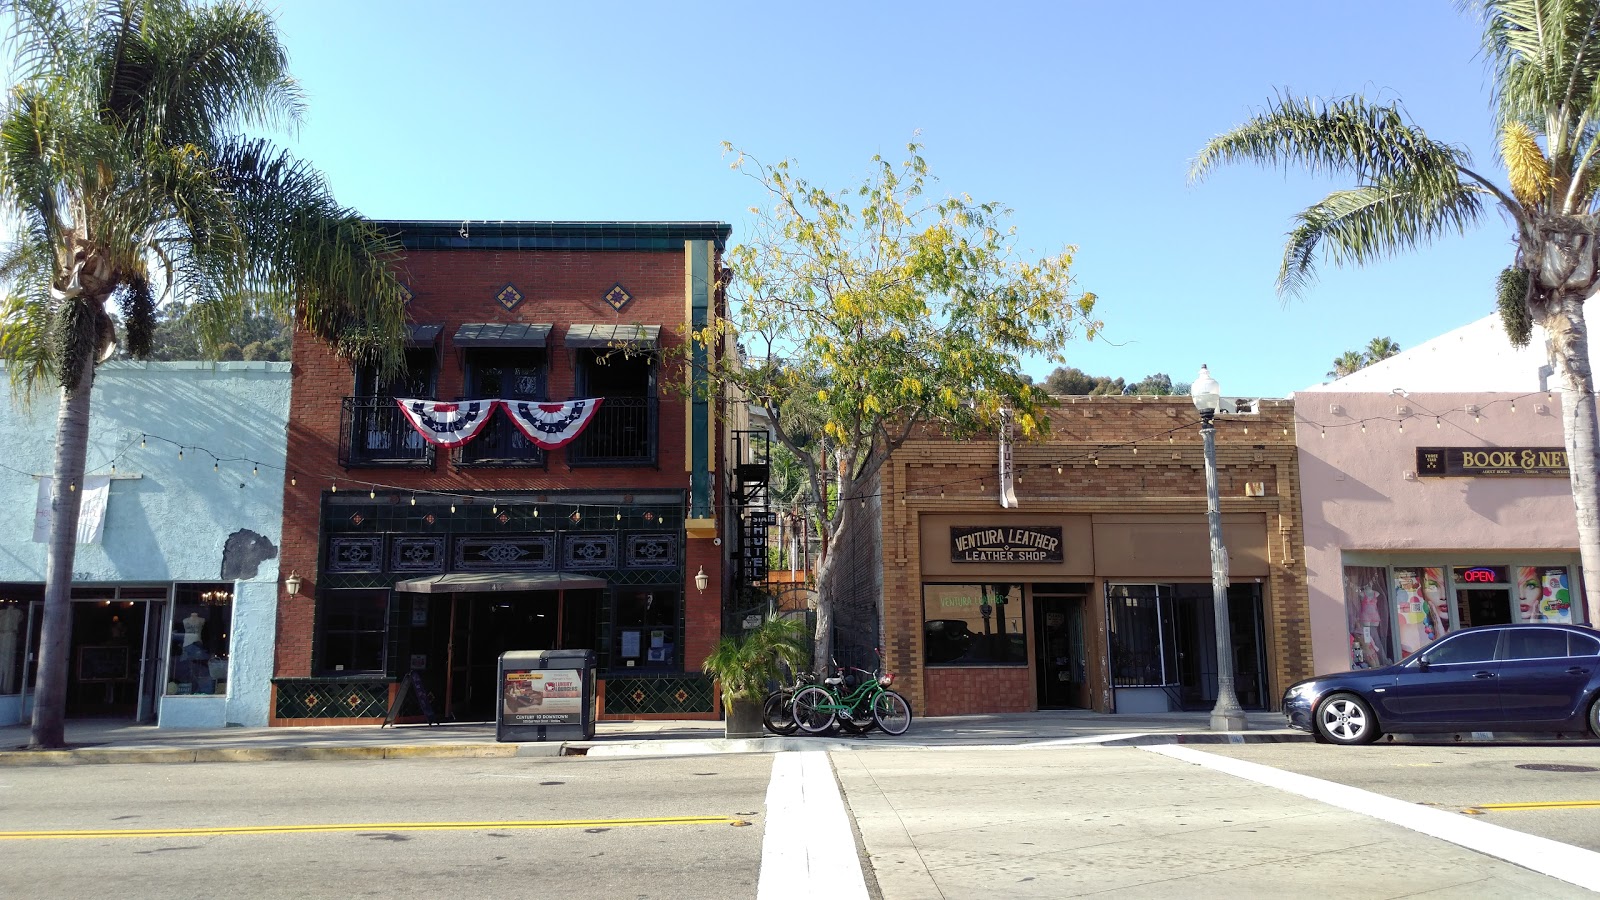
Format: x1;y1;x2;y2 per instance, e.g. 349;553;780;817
454;411;547;468
568;396;658;467
339;397;435;469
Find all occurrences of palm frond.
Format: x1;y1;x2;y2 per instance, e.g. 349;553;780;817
94;0;303;146
1277;174;1488;296
0;238;58;395
202;137;408;375
1190;94;1473;194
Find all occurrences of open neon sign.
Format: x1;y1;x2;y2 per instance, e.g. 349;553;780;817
1461;567;1498;583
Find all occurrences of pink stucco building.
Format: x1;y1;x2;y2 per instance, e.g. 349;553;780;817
1297;316;1590;676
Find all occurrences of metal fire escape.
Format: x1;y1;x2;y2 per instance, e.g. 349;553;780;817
728;429;773;632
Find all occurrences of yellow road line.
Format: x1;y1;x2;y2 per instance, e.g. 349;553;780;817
1473;800;1600;812
0;815;737;840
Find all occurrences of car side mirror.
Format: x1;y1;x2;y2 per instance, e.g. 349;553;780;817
1415;657;1430;672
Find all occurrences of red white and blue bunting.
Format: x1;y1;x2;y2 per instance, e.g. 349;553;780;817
502;398;604;449
394;399;498;448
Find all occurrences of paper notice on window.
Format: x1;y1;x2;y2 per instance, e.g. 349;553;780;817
620;630;641;658
32;476;112;544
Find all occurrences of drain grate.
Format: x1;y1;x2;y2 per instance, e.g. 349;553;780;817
1515;763;1599;773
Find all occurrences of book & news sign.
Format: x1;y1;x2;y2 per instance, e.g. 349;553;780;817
1415;446;1569;477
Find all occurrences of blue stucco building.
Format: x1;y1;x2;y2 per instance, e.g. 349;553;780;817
0;361;289;728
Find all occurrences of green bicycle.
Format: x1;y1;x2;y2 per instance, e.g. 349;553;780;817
791;655;912;736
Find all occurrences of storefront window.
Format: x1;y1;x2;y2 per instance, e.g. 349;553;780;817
922;583;1026;665
0;591;32;696
613;589;678;670
317;590;389;675
1392;566;1447;658
1516;566;1573;623
1344;566;1391;669
167;583;232;695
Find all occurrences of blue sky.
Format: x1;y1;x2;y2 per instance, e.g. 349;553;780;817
266;0;1513;398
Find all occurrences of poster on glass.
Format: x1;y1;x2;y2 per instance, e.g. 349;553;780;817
1344;566;1390;669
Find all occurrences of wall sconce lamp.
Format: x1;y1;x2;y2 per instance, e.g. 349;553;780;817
284;572;302;597
694;566;709;593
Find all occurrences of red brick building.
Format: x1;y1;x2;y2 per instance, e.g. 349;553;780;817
272;221;730;725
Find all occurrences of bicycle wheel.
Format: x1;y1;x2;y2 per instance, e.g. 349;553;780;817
763;690;798;736
791;686;838;734
871;690;912;736
837;697;877;734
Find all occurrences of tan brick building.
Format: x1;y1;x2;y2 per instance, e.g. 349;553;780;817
869;395;1311;717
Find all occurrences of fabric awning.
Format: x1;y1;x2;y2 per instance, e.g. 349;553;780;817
394;572;608;593
453;323;552;348
406;323;444;347
563;324;660;349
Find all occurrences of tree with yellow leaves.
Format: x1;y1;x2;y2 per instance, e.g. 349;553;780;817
707;142;1100;671
1192;1;1600;627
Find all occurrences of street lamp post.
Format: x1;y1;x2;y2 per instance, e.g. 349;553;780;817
1191;365;1247;732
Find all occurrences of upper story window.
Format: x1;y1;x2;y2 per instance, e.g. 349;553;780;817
568;349;658;466
341;347;438;468
457;349;547;467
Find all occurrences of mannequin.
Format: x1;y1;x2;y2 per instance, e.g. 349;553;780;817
182;612;205;647
0;603;22;695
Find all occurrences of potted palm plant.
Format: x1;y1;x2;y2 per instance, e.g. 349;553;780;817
702;616;808;738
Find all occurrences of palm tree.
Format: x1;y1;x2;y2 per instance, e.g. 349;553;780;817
1365;336;1402;363
0;0;408;749
1192;0;1600;626
1327;350;1368;381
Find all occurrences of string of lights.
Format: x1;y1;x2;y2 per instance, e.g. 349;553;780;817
12;388;1556;516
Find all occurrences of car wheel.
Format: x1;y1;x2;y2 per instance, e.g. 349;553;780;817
1589;694;1600;740
1314;693;1381;745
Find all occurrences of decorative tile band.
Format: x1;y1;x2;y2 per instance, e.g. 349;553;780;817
273;678;391;719
601;675;716;715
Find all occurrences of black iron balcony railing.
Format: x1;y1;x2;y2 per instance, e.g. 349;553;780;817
568;395;658;466
339;396;435;468
454;408;547;468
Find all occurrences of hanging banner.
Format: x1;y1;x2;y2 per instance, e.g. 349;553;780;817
394;399;497;448
32;475;112;544
998;408;1017;508
502;398;604;449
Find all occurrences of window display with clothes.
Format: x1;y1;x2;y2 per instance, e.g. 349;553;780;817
166;584;233;696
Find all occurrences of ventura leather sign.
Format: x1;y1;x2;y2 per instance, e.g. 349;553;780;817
1415;446;1569;477
950;525;1063;563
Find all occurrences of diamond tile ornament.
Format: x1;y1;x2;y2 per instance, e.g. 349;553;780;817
674;689;688;703
632;689;646;703
603;283;633;311
495;283;525;311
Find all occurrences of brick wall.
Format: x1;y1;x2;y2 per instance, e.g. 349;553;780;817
873;396;1311;717
923;667;1034;717
276;243;725;680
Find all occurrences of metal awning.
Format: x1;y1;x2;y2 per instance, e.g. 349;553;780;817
564;324;660;349
452;323;553;348
406;323;444;347
393;572;608;593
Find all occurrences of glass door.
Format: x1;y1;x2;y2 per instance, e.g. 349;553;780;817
136;601;166;723
19;600;41;722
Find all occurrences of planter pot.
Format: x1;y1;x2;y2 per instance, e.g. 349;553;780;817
725;697;765;739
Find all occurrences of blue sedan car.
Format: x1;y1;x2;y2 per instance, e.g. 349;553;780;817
1283;623;1600;744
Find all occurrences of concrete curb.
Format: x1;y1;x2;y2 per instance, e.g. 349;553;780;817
0;729;1314;766
0;743;523;766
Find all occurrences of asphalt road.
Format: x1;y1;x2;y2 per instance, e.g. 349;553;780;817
1199;741;1600;852
0;755;770;900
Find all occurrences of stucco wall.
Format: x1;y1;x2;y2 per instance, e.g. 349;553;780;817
1296;390;1577;674
0;361;290;726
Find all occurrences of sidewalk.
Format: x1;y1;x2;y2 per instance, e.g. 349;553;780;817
833;745;1599;898
0;709;1305;765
